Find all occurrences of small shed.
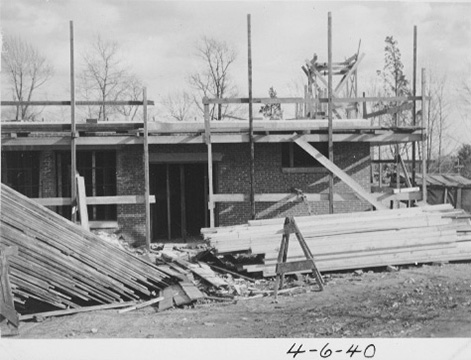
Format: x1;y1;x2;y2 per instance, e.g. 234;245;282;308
416;173;471;213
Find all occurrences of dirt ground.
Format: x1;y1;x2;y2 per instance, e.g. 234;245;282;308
8;262;471;339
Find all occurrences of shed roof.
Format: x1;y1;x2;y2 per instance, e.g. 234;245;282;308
416;173;471;187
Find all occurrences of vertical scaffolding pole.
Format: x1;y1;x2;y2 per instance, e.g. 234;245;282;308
143;87;151;250
69;20;77;223
327;12;334;214
247;14;256;220
204;99;215;227
412;25;417;186
421;68;428;203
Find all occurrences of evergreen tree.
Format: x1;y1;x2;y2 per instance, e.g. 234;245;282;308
259;87;282;120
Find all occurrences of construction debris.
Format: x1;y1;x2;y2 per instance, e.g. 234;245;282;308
203;204;471;277
0;184;182;314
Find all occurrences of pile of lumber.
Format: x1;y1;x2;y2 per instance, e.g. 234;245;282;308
203;205;471;277
0;184;181;313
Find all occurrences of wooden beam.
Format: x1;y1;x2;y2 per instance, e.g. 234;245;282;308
70;21;77;223
76;175;89;231
421;68;428;203
204;101;215;227
204;97;305;105
294;136;387;210
117;296;164;314
333;96;423;103
143;87;151;250
398;154;413;188
3;119;425;136
328;12;334;214
1;122;143;133
334;53;365;96
457;188;462;209
203;96;423;105
247;14;256;220
1;100;154;106
166;164;171;241
364;102;413;119
180;164;186;241
412;25;418;186
89;221;118;229
146;119;374;134
19;300;139;321
1;131;425;150
32;195;156;206
212;193;359;202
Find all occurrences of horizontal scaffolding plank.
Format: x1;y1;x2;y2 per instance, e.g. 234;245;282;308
203;96;424;105
32;195;156;206
212;193;358;202
1;131;425;149
1;100;154;106
146;119;373;134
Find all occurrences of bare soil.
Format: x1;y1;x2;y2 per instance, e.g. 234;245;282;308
10;262;471;338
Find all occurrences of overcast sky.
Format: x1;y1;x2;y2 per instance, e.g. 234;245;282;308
1;0;471;154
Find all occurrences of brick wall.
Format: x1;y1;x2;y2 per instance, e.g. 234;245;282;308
39;150;56;198
112;141;371;242
116;146;146;246
215;142;371;226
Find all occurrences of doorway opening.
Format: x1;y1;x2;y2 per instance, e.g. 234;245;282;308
150;163;209;241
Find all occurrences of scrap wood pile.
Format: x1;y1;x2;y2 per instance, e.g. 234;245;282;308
0;184;187;314
153;247;274;301
203;204;471;277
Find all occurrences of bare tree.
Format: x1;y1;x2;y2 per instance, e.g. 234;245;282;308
424;72;450;172
1;35;53;121
115;74;143;121
188;36;238;120
79;35;142;121
161;91;195;121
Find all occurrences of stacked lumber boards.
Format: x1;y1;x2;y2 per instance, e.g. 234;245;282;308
0;184;180;312
203;204;471;277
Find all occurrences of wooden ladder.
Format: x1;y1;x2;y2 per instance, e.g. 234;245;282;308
273;216;324;299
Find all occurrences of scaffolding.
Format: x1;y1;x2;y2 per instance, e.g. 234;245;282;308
1;14;429;245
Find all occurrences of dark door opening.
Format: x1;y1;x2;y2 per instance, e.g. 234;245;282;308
150;163;209;241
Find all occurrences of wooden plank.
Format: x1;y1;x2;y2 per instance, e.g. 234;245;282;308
328;12;334;214
211;193;358;203
32;195;156;206
180;165;186;240
294;136;387;210
1;122;143;133
143;87;151;251
20;301;138;320
76;175;89;231
146;119;373;134
412;25;418;186
1;100;154;107
166;164;171;241
247;14;256;221
171;284;192;306
334;53;365;96
364;102;413;119
1;184;179;311
421;68;428;203
1;131;425;149
205;102;215;227
70;21;77;224
118;296;164;314
179;281;205;301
